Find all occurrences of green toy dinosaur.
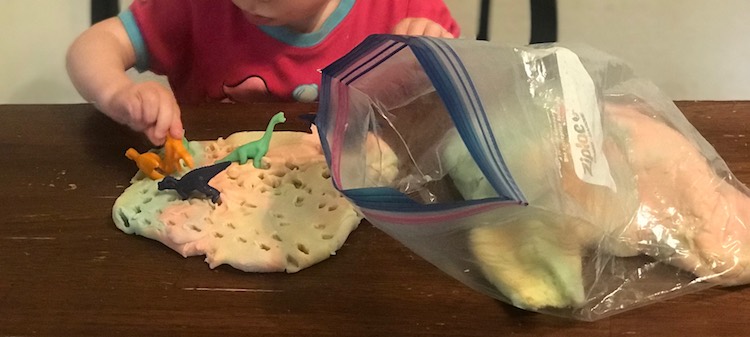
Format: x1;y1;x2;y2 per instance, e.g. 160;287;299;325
219;112;286;168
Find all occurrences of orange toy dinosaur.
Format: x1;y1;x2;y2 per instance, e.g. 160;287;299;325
162;136;195;175
125;148;164;180
125;136;194;180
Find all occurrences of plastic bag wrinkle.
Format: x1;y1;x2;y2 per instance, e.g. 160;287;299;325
317;35;750;320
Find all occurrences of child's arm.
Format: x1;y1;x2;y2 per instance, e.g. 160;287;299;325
66;17;182;145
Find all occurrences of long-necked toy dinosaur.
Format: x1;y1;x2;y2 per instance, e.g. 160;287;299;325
219;112;286;168
125;112;286;204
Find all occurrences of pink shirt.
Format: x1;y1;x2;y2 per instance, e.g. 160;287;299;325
121;0;460;103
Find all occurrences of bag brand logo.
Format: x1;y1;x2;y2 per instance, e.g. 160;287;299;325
570;111;595;177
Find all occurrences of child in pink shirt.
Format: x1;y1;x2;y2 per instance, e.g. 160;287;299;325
67;0;460;145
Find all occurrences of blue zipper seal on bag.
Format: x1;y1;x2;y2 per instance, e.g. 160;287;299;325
319;35;527;213
406;36;525;203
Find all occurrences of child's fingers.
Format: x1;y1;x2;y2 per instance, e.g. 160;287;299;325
169;123;184;140
105;88;141;128
144;128;164;146
393;18;453;38
168;99;184;140
138;88;162;127
121;83;178;145
391;19;409;35
151;90;177;143
393;18;425;35
122;97;148;132
103;81;179;146
405;19;428;36
424;23;452;38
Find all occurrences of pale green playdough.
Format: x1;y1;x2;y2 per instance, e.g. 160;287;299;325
441;100;605;309
113;127;363;273
443;100;750;310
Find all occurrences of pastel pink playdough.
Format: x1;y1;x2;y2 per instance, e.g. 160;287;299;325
113;127;364;273
461;102;750;310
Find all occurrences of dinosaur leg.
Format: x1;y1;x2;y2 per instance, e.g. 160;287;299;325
252;150;267;169
200;185;222;204
177;189;191;200
145;167;165;180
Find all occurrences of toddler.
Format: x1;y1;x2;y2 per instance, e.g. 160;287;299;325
66;0;460;144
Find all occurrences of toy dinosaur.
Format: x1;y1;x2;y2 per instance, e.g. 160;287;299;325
219;112;286;168
125;148;164;180
157;161;232;204
162;135;194;174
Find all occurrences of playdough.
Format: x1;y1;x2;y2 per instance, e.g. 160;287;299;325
443;102;750;310
113;126;363;273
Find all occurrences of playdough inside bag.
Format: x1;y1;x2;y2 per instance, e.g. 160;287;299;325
316;35;750;321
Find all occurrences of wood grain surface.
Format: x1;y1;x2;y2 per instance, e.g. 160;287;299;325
1;101;749;337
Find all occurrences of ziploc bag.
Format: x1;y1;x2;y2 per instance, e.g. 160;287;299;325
315;34;750;321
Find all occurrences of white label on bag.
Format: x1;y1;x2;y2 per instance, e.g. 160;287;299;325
556;47;617;192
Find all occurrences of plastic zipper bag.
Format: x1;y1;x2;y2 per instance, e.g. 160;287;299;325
316;35;749;320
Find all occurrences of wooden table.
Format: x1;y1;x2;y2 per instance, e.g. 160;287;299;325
2;102;750;336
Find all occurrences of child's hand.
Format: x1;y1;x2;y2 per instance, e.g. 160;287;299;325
66;17;182;145
101;81;184;145
392;18;455;38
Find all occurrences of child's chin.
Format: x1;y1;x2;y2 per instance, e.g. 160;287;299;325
243;13;275;26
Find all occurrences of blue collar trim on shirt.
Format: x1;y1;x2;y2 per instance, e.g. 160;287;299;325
119;9;150;72
258;0;355;47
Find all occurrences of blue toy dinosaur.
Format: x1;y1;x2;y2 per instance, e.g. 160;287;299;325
219;112;286;168
157;161;232;204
